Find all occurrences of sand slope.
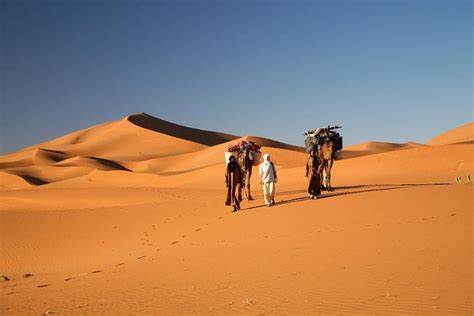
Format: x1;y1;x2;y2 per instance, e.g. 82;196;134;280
339;141;426;159
427;122;474;146
1;118;473;315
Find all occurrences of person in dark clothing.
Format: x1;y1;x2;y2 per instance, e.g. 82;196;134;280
305;149;321;199
225;155;242;212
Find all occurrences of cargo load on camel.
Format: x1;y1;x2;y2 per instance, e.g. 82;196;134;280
304;125;343;153
224;140;262;166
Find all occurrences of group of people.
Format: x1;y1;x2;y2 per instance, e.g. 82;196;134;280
225;148;322;212
225;153;277;212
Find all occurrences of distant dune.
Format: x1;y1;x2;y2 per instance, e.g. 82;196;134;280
0;113;304;190
339;141;426;159
427;122;474;146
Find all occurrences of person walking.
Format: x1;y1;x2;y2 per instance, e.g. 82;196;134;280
306;149;321;199
225;155;242;212
259;153;277;207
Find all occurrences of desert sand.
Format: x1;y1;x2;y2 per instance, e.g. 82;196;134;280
1;113;473;315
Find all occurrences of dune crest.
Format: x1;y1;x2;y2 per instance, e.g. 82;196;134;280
127;112;239;146
339;141;426;159
427;122;474;146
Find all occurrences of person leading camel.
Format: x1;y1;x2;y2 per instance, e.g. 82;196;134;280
225;155;242;212
259;154;277;207
306;149;321;199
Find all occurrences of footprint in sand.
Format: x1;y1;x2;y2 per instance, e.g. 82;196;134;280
137;256;146;259
115;263;125;267
171;241;178;245
37;284;50;288
64;278;73;281
89;270;103;274
195;228;202;232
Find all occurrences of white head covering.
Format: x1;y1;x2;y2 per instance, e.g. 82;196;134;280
263;153;271;165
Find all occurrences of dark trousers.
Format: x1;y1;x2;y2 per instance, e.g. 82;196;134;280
226;173;241;207
308;174;321;196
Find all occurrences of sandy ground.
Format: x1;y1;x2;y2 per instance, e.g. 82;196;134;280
1;114;473;315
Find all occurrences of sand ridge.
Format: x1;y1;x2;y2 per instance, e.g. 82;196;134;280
427;122;474;146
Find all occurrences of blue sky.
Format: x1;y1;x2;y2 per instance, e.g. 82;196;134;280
1;0;472;154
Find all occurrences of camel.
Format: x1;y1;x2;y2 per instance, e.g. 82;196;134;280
318;138;335;191
238;146;254;200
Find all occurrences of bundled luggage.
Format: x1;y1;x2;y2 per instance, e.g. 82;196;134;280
224;140;262;166
304;126;343;153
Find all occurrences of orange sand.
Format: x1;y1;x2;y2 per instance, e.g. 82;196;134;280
1;114;472;314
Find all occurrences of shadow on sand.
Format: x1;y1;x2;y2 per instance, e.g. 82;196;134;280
242;182;451;211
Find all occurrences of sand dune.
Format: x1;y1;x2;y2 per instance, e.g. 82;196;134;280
127;112;239;146
332;143;473;185
0;171;43;190
427;122;474;146
0;122;305;190
1;113;223;163
0;113;242;189
55;156;130;171
338;141;426;159
1;117;473;314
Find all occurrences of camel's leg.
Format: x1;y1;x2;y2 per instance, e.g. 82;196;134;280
327;158;333;191
237;182;243;202
325;167;331;191
242;171;248;199
246;173;253;200
322;167;327;191
320;164;324;190
244;171;252;200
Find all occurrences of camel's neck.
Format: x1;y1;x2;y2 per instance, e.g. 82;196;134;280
320;143;333;160
240;153;252;170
